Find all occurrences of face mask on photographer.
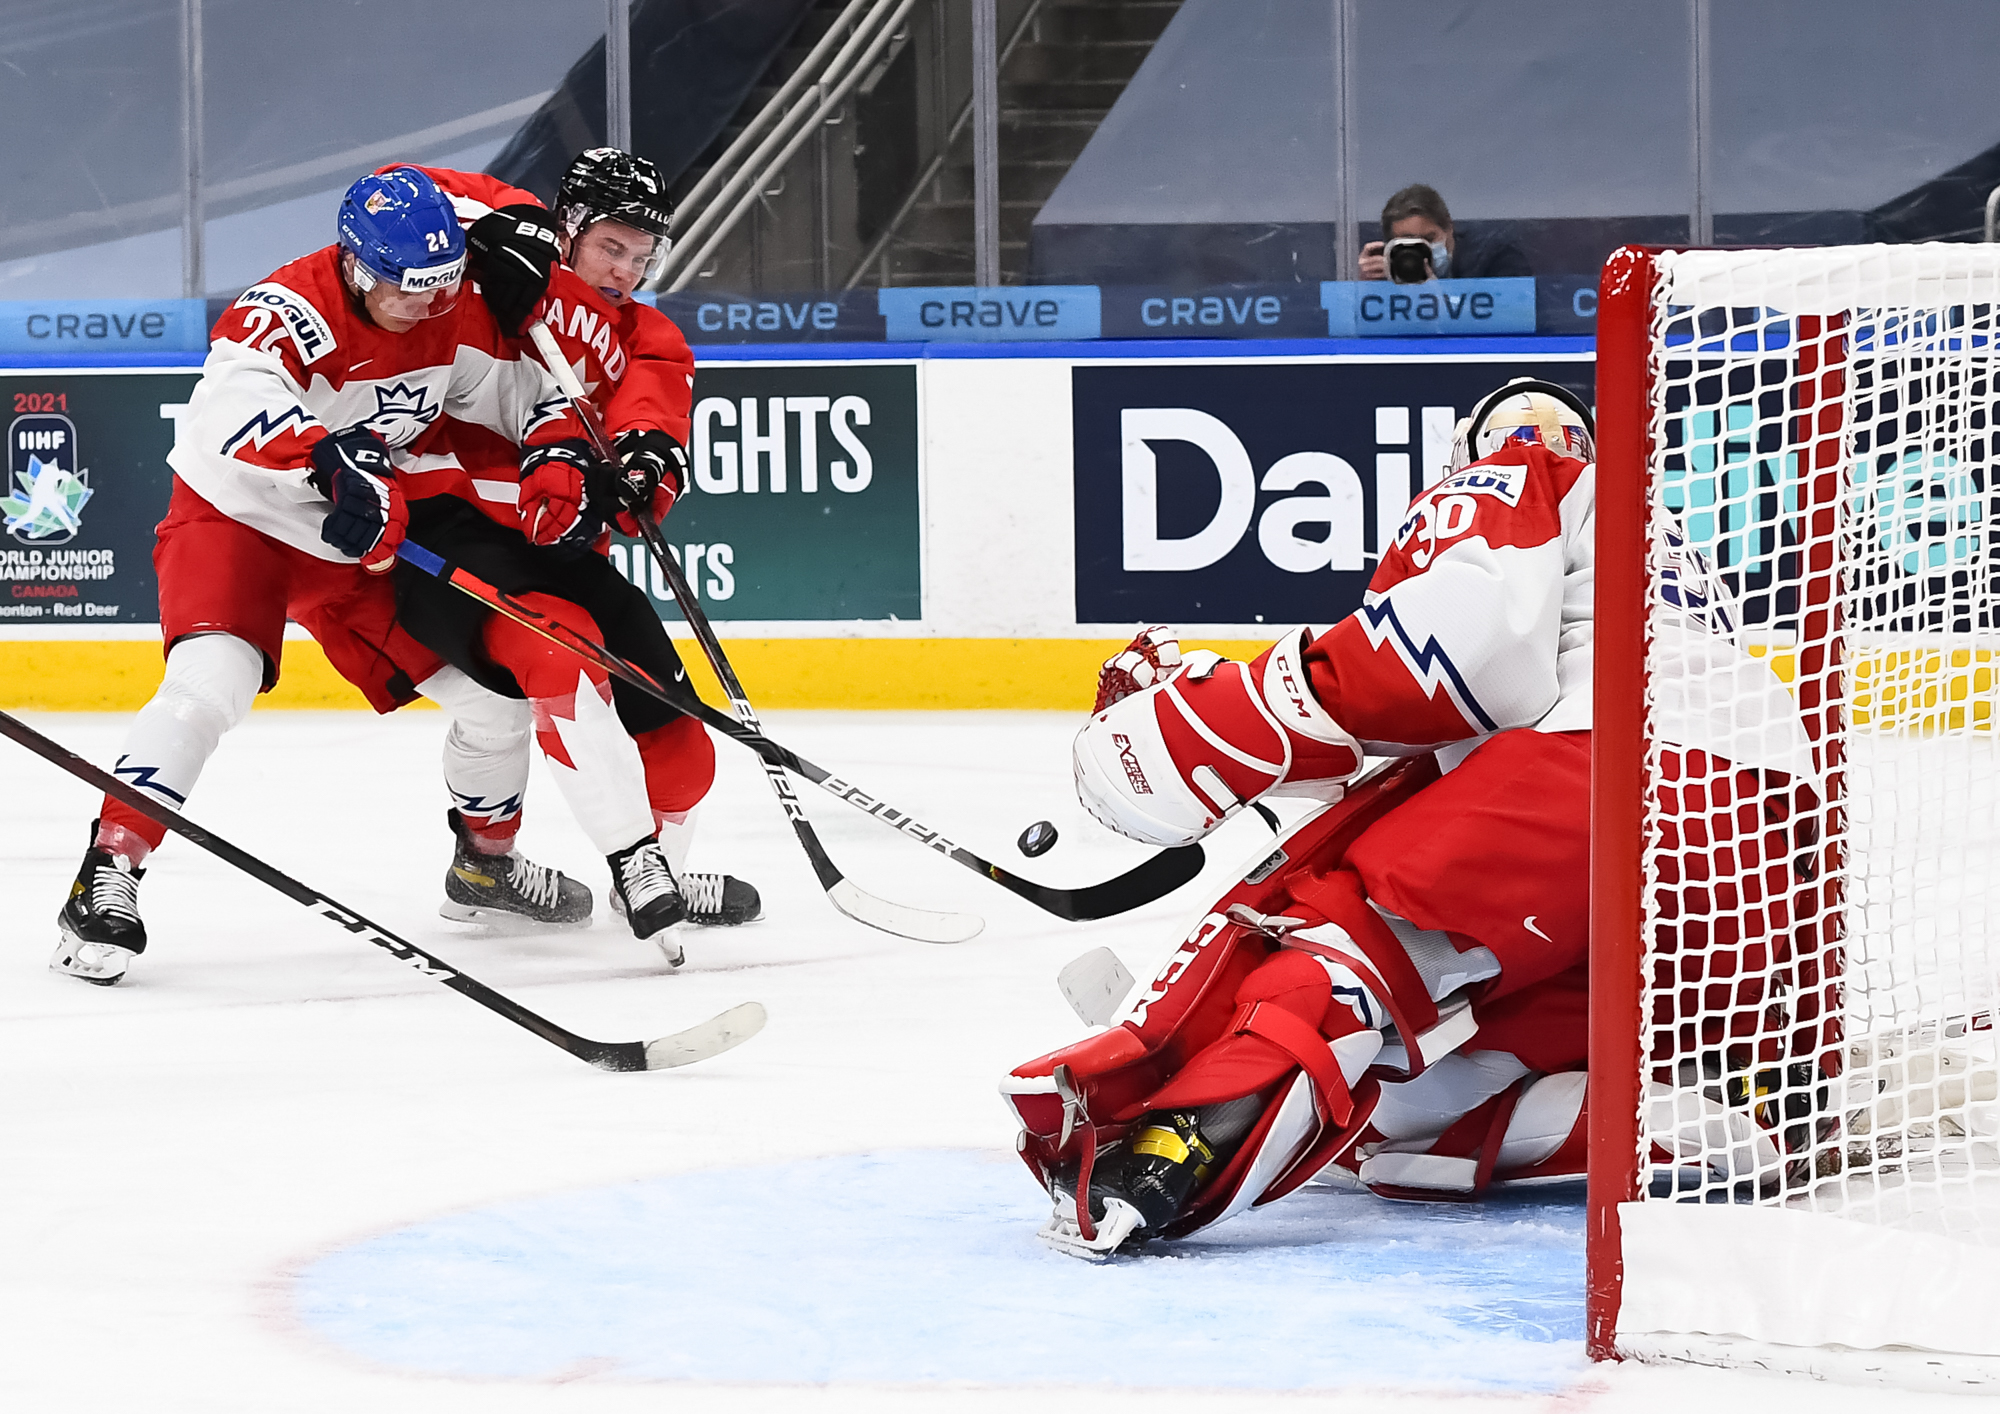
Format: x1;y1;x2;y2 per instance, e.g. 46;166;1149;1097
1429;240;1451;279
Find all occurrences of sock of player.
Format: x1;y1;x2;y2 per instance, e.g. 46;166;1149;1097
95;633;263;863
421;665;534;856
531;669;657;855
634;716;715;853
480;599;656;855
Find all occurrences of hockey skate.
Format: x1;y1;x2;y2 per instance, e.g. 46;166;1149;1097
52;833;146;986
613;870;761;928
1041;1111;1220;1260
438;810;593;928
608;837;688;966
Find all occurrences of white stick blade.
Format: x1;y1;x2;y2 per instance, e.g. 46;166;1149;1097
1058;946;1136;1027
828;880;984;943
643;1001;767;1070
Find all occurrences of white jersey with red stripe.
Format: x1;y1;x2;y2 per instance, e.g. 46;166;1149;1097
1297;439;1811;781
167;246;577;561
1301;441;1592;761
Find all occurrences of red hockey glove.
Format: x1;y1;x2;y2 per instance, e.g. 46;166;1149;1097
1094;626;1183;712
607;428;688;536
518;439;600;548
308;427;406;573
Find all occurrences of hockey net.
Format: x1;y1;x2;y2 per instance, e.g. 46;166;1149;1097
1590;244;2000;1387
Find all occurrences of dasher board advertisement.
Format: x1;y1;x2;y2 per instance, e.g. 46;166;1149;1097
1071;359;1593;626
611;361;921;623
0;371;195;625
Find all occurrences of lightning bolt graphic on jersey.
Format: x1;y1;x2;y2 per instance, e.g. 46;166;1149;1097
113;756;188;805
221;405;318;458
1356;598;1499;732
524;393;574;438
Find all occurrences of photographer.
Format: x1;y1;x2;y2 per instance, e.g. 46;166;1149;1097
1358;184;1531;283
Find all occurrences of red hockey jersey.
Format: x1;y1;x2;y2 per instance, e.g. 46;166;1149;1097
388;167;696;527
168;246;581;562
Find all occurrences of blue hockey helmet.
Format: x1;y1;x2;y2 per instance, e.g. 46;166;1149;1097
336;167;466;310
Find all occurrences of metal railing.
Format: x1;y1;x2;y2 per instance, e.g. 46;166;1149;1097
647;0;917;292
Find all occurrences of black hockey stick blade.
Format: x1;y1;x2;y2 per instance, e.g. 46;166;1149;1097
680;702;1208;921
398;541;1201;923
394;540;983;945
0;709;763;1072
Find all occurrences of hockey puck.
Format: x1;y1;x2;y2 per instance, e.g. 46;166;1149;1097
1017;820;1059;857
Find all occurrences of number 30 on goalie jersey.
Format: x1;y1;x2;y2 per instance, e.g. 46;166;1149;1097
1303;440;1594;756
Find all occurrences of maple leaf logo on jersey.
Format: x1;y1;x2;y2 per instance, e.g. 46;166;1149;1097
358;382;441;446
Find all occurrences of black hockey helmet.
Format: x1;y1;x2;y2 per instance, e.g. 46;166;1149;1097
556;147;675;246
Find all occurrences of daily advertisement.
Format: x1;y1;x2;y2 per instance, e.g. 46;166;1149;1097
0;371;195;625
1071;358;1594;626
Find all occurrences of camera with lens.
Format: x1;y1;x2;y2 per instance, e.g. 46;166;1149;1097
1384;237;1436;285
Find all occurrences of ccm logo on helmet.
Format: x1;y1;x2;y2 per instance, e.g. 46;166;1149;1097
1113;732;1152;795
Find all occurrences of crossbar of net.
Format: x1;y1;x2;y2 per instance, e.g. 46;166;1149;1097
1636;247;2000;1246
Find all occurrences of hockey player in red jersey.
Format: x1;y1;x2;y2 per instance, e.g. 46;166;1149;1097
388;149;759;957
52;167;599;985
1002;379;1822;1255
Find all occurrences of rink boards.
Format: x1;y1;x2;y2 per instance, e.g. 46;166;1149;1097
0;336;1592;709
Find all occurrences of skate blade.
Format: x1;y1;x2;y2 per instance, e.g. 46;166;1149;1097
438;900;594;934
1037;1196;1144;1260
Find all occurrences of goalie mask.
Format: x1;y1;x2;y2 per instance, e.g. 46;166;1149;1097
1447;378;1595;473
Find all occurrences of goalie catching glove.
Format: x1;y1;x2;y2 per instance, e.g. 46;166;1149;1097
1074;626;1363;846
1094;626;1182;711
308;427;406;572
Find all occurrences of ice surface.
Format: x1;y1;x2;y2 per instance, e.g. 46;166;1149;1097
293;1151;1585;1389
0;710;1966;1412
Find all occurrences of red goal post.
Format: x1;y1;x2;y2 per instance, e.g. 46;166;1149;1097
1589;244;2000;1388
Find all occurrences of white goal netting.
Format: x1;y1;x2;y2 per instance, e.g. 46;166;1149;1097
1616;245;2000;1369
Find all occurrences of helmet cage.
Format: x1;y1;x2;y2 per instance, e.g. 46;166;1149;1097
1447;378;1596;473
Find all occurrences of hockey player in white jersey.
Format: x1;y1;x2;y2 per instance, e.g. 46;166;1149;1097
51;167;678;984
999;381;1823;1256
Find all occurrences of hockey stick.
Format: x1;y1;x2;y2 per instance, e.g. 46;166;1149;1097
394;540;1208;922
522;320;1205;922
505;321;982;943
0;709;764;1073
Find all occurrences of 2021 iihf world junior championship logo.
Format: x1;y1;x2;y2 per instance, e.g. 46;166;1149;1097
2;413;92;546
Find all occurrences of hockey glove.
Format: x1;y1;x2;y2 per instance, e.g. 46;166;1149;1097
1094;626;1183;712
466;204;561;338
605;428;689;535
518;439;602;548
308;427;406;572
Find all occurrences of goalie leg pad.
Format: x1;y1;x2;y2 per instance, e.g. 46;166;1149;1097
1358;1067;1589;1199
